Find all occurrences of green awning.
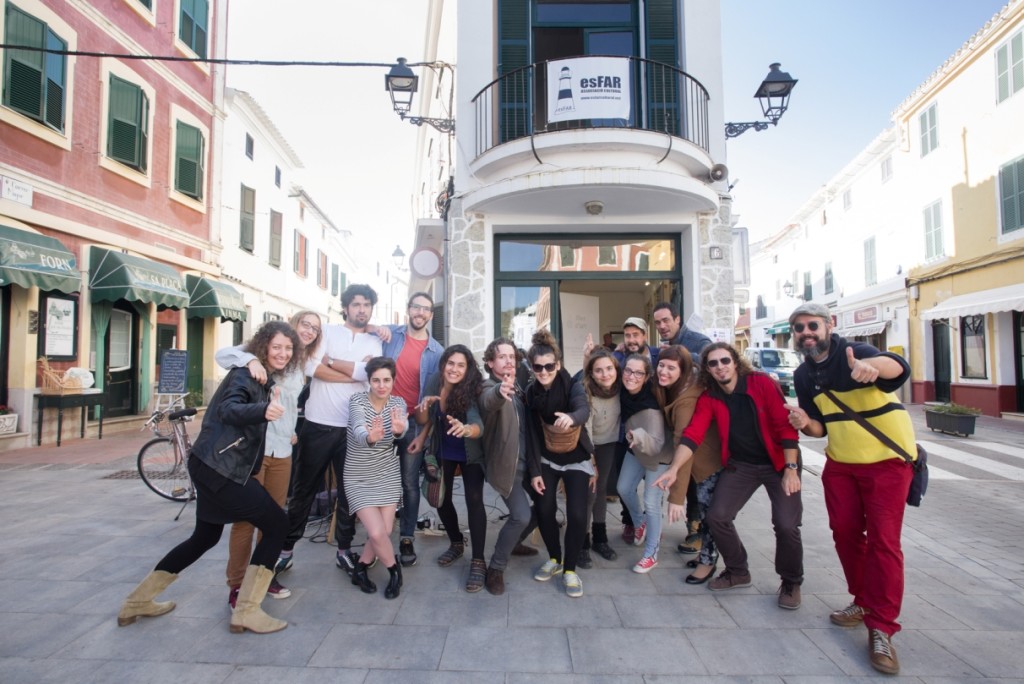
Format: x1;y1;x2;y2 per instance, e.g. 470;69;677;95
0;225;81;293
766;321;791;335
89;246;189;309
186;274;247;322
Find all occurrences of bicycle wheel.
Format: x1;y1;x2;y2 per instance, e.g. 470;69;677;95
138;437;191;502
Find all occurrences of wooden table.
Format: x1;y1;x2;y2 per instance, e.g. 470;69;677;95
36;390;105;446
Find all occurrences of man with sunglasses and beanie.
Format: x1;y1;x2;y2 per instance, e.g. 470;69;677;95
653;342;803;609
785;302;915;676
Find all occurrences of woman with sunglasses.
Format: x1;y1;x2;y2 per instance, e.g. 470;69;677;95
415;344;487;592
582;347;622;562
654;345;723;584
616;353;673;573
525;329;594;598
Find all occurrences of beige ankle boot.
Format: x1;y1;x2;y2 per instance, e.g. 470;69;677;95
229;565;287;634
117;570;177;626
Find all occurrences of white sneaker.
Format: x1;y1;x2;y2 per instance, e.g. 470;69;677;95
563;571;583;598
533;558;563;582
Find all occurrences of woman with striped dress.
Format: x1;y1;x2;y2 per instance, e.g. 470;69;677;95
345;357;408;599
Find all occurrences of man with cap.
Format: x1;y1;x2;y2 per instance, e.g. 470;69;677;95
652;301;712;357
613;316;660;368
785;301;916;676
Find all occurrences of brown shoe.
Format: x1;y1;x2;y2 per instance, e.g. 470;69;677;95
465;559;487;593
777;580;801;610
868;629;899;675
511;543;539;557
707;569;752;591
830;602;866;627
485;567;505;595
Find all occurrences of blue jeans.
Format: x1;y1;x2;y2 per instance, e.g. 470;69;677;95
616;452;669;559
398;425;424;539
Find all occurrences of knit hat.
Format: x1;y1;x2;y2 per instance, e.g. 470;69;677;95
788;301;831;326
623;317;648;334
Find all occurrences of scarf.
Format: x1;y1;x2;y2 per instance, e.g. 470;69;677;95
526;368;573;422
619;379;660;422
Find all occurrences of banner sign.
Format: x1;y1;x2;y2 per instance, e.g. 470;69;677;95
546;57;631;124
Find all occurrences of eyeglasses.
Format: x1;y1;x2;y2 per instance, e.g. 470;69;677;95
408;304;431;313
622;368;647;378
532;362;558;373
792;321;823;333
706;357;733;368
298;320;321;335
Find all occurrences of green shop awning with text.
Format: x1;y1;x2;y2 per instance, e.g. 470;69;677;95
89;246;189;309
186;275;247;322
0;225;81;293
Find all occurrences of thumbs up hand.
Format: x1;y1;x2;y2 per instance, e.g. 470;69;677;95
265;386;285;421
846;346;879;384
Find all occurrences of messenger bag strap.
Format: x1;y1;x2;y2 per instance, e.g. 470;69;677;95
822;389;914;463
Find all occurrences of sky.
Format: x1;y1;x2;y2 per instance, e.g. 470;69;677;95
225;0;1012;259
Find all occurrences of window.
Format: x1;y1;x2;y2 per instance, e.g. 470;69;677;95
317;250;328;289
843;189;852;210
174;121;204;200
268;210;282;266
999;155;1024;235
239;185;255;252
293;232;308;277
244;133;254;159
864;237;877;287
331;263;340;296
178;0;208;58
960;315;986;378
802;271;812;301
919;103;938;156
137;0;152;8
880;155;893;183
924;200;944;260
597;245;617;265
824;262;834;294
107;75;148;171
274;165;281;188
755;295;767;320
2;4;67;132
996;29;1023;104
559;245;575;267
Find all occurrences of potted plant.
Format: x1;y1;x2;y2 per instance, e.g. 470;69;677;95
925;402;981;437
0;405;18;435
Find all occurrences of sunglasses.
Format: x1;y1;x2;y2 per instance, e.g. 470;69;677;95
706;357;733;368
532;362;558;373
792;321;823;333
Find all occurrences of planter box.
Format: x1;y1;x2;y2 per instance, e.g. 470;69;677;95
0;414;18;434
925;410;976;437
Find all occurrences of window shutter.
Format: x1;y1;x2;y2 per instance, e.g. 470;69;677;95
269;211;282;266
645;0;679;135
4;7;44;120
194;0;209;59
331;264;340;296
43;29;65;131
498;0;530;143
175;122;204;199
240;186;255;252
108;76;145;170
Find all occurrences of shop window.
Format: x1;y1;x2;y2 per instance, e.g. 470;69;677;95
960;315;986;378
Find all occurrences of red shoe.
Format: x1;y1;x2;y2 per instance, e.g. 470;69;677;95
634;521;647;546
228;585;240;609
621;525;635;544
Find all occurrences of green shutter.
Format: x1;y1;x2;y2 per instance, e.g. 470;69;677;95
4;6;44;122
498;0;530;143
645;0;679;135
268;211;282;266
331;263;339;296
175;122;204;199
240;186;255;252
1001;159;1024;235
108;76;145;169
194;0;209;59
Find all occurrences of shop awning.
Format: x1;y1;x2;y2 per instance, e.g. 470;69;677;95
836;322;888;338
89;246;189;309
186;275;247;322
0;225;81;293
920;283;1024;320
765;321;790;335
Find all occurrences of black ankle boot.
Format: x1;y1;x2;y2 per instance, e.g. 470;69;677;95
351;561;377;594
384;563;402;600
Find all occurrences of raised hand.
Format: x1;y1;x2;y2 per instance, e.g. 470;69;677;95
416;395;441;414
391;406;408;436
367;413;385;444
499;372;516;401
265;386;285;421
582;333;595;359
847;347;879;383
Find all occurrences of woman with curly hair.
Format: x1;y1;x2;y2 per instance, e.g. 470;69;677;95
582;347;622;562
118;321;300;634
526;329;594;598
414;344;487;592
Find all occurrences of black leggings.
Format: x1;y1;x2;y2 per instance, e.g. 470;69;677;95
536;463;590;573
436;460;487;561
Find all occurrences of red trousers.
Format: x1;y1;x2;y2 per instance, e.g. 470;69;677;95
821;457;912;636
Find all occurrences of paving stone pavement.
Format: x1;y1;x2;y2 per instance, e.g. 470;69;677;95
1;406;1023;683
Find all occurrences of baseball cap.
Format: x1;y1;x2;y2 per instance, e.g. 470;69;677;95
789;302;832;326
623;316;648;334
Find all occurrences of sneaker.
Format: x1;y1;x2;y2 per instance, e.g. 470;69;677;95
830;602;866;627
576;548;593;570
533;558;564;582
267;578;292;599
708;569;752;591
868;628;899;675
399;538;418;567
335;550;357;577
274;554;293;575
777;580;801;609
621;525;635;544
563;570;583;598
633;555;658;574
228;585;239;609
634;521;647;546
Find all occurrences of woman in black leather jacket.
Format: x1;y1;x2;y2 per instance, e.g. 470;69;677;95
118;321;300;635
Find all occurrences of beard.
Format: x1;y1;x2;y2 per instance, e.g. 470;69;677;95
797;335;830;359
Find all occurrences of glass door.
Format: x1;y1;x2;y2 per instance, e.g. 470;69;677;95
105;307;136;416
498;283;554;352
932;319;951;403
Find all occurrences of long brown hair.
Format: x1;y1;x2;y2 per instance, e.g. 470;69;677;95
288;310;322;367
438;344;483;420
583;348;620;400
653;344;694;409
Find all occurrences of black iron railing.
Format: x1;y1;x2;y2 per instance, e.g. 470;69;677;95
472;56;710;158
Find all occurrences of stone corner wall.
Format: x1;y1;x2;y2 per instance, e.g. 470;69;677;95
698;196;736;334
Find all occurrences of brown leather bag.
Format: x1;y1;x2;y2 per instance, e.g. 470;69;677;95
542;423;581;454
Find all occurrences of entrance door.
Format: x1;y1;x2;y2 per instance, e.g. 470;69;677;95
1014;310;1023;411
932;319;951;403
105;307;137;416
186;318;204;404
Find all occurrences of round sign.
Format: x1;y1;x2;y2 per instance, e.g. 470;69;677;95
410;247;443;279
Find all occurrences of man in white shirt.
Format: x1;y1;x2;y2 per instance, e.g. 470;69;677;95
275;284;383;579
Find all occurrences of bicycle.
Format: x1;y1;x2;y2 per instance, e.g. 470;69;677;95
137;401;198;516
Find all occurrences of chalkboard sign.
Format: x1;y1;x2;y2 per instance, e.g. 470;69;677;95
158;349;189;394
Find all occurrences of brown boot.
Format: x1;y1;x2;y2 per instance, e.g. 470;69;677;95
118;570;177;626
485;566;505;595
229;565;287;634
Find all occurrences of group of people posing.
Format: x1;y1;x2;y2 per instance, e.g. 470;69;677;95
117;286;918;676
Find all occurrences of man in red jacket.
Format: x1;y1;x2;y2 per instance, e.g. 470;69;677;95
654;342;803;609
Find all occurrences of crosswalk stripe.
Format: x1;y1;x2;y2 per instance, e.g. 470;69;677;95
918;440;1024;481
799;445;967;480
970;441;1024;461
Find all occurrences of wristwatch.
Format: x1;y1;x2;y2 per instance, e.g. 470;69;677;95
784;462;799;470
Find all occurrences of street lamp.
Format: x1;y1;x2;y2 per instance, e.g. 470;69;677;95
783;280;804;300
392;244;407;269
725;63;798;139
385;57;456;133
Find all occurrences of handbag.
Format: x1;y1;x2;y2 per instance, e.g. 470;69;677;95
420;414;446;508
823;390;928;507
542;422;581;454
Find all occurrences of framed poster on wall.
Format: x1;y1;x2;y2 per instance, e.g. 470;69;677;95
40;293;78;360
